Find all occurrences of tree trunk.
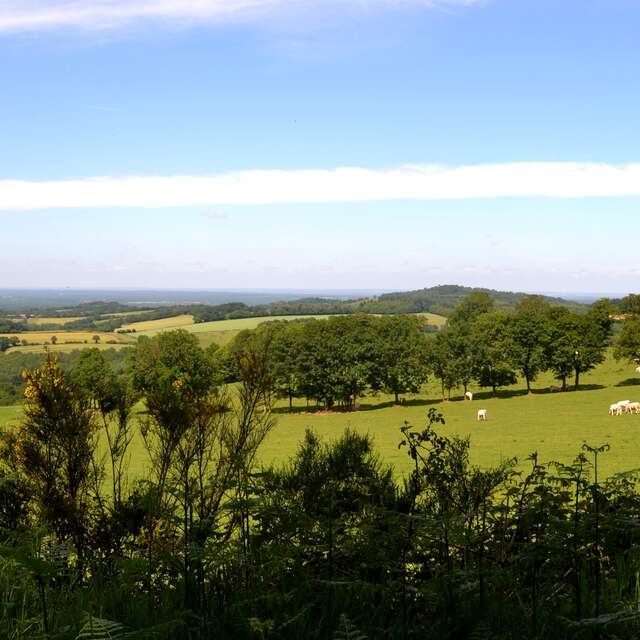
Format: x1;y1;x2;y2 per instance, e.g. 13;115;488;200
526;375;531;394
395;391;399;404
492;383;497;397
574;369;580;390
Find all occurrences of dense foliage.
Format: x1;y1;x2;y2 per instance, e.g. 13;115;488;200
0;348;129;405
3;341;640;639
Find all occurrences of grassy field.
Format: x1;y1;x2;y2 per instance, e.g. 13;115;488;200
105;310;154;318
0;405;21;426
2;331;135;355
417;312;448;328
119;314;194;333
6;342;133;354
26;316;83;326
257;351;640;479
2;349;640;481
187;316;347;348
129;314;342;348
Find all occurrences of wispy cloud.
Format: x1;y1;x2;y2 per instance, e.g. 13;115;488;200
202;208;228;220
2;162;640;210
0;1;480;34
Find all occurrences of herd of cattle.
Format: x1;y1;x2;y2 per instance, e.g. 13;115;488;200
609;400;640;415
464;375;640;419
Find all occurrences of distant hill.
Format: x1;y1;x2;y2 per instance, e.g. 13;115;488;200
0;288;381;313
190;284;586;322
346;284;585;316
1;285;588;330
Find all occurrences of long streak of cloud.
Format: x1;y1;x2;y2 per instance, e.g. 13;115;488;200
2;162;640;210
0;1;479;33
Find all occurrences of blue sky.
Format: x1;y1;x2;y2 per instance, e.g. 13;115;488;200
1;0;639;292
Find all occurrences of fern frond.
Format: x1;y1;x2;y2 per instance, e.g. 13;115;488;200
75;615;126;640
333;614;368;640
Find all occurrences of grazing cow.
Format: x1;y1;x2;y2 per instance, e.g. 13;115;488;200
477;409;487;421
628;402;640;414
549;385;561;393
609;403;619;416
464;391;473;401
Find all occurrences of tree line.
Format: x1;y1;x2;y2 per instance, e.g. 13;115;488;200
215;293;615;411
428;293;614;397
3;335;640;638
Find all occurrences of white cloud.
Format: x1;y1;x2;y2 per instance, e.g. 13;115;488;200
0;0;480;33
2;162;640;210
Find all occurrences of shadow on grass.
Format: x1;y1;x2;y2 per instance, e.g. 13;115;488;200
532;384;606;394
616;378;640;388
357;397;441;411
270;383;610;415
271;397;442;415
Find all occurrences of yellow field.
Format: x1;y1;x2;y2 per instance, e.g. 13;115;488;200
190;315;336;333
106;310;154;318
1;331;135;354
179;315;337;347
26;316;83;326
6;342;133;354
417;312;447;327
119;314;194;333
1;330;129;342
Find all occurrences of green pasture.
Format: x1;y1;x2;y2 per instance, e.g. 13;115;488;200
183;315;337;348
132;314;341;348
0;405;21;427
119;314;195;333
3;349;640;481
416;312;448;328
259;351;640;479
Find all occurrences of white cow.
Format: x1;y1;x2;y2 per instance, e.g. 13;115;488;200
628;402;640;414
464;391;473;401
610;401;631;416
635;366;640;373
477;409;487;421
